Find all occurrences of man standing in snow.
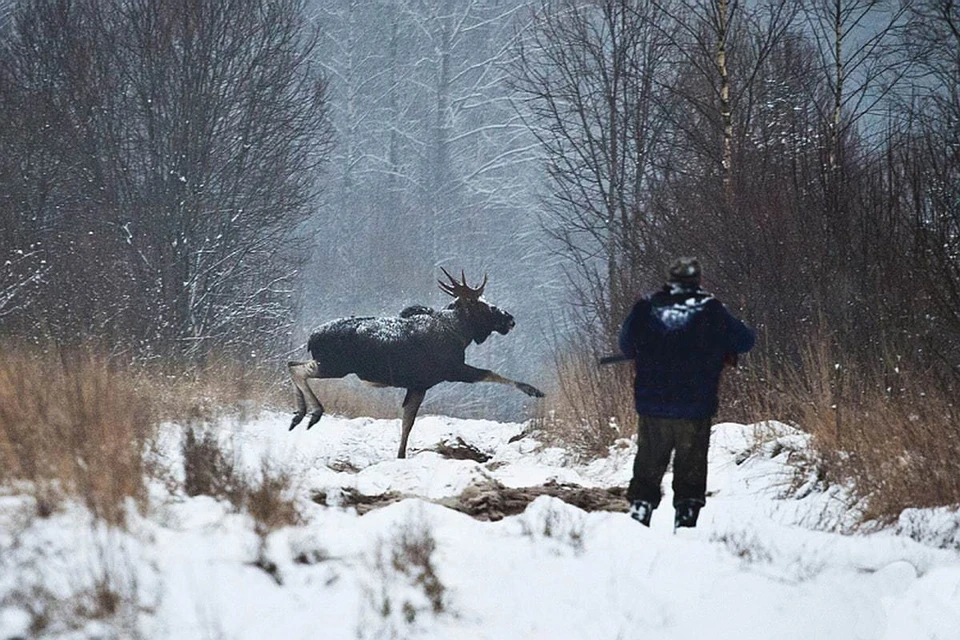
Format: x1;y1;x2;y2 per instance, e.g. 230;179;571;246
617;257;755;529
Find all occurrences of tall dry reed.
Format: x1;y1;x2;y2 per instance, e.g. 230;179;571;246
732;337;960;523
0;346;154;526
533;335;635;458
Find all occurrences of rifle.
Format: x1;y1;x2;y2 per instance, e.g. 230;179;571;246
598;352;739;367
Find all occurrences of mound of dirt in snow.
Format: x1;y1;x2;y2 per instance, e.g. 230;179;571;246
439;479;628;521
317;479;628;520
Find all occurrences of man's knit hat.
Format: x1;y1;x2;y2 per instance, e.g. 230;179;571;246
667;256;701;288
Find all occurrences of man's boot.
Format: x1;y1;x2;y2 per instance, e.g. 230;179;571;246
628;500;653;527
674;500;702;529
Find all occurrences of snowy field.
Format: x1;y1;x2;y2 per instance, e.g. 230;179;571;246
2;411;960;640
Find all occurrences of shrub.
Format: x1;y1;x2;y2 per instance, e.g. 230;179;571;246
532;332;633;458
361;513;447;638
387;519;445;615
245;460;301;536
181;427;241;501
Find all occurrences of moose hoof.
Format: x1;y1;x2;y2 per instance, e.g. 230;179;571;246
289;412;305;431
518;383;545;398
306;410;324;430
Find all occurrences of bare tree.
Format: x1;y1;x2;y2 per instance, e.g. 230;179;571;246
514;0;682;340
646;0;798;204
117;0;332;357
802;0;910;170
311;0;541;294
894;1;960;355
0;0;332;357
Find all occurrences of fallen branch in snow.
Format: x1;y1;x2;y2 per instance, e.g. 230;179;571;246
440;479;627;521
313;487;407;515
427;437;491;463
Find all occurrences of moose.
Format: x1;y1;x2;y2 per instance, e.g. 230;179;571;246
288;269;545;458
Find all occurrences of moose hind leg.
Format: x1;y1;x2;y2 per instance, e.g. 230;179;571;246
398;389;426;459
287;360;326;431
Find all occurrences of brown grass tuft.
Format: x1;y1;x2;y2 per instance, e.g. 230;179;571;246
383;517;445;616
245;460;302;536
0;346;154;527
181;427;242;502
179;427;300;534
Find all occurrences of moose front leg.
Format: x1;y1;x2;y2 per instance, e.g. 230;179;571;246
454;364;545;398
398;388;426;459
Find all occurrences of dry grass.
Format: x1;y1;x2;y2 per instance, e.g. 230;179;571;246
146;356;288;426
0;508;149;638
710;529;774;564
305;378;405;419
537;329;960;526
181;427;243;502
387;519;445;616
733;338;960;524
245;460;302;536
142;352;401;424
0;345;154;527
362;512;446;636
0;343;306;530
532;337;634;458
179;426;301;535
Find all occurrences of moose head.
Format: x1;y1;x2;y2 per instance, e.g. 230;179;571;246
438;267;515;344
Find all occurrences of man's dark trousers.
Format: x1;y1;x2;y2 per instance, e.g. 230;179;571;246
627;415;711;508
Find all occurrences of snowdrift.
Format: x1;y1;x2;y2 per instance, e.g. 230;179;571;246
1;413;959;639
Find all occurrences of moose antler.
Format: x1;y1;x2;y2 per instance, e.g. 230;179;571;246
438;267;487;300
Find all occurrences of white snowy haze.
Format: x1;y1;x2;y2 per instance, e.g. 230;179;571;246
296;0;561;419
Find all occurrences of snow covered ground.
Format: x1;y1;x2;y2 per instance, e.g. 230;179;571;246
2;412;959;639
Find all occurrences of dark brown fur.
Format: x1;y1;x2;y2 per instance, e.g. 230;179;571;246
288;273;544;458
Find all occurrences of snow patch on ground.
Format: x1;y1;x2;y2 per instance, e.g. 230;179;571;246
1;412;959;639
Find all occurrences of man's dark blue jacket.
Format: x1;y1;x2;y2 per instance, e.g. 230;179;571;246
618;285;755;420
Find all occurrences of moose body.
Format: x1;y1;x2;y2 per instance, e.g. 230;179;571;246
288;270;545;458
306;313;470;389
